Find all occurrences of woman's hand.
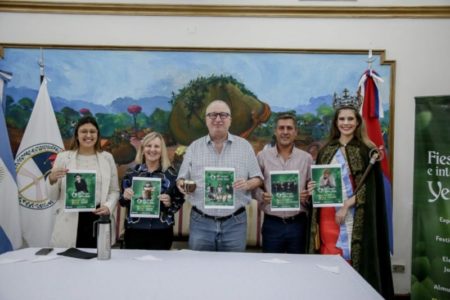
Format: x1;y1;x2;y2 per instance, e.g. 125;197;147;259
307;180;316;195
335;207;348;225
335;195;356;225
123;188;134;201
94;205;110;216
48;167;68;185
160;194;172;207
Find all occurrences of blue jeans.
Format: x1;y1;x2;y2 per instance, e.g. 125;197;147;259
262;213;307;254
188;209;247;252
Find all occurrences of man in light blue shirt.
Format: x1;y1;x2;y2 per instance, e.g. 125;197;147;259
177;100;263;251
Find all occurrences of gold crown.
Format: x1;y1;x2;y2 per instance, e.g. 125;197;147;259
332;88;361;111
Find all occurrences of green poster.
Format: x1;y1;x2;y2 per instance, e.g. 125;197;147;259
65;170;96;211
412;96;450;300
270;170;300;211
204;167;235;209
311;164;343;207
130;177;161;218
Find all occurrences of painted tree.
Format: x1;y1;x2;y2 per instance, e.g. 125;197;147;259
127;104;142;132
79;108;91;116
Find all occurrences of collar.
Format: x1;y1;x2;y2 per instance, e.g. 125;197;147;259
329;137;359;147
206;132;234;144
272;144;296;158
137;163;162;174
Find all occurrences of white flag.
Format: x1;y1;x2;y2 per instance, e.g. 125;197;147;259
15;79;64;247
0;95;22;252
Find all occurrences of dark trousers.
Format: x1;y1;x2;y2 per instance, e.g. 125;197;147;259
76;212;98;248
124;227;173;250
262;213;307;254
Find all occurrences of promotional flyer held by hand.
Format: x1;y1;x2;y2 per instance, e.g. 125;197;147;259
65;170;96;212
270;170;300;211
204;167;235;209
130;177;161;218
311;165;344;207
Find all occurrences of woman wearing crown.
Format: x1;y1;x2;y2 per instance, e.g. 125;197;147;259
308;90;394;299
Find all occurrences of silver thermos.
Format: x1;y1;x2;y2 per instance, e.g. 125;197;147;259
95;215;111;260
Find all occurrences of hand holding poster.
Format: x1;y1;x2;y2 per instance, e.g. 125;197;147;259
130;177;161;218
65;170;96;211
204;167;235;209
311;165;343;207
270;170;300;211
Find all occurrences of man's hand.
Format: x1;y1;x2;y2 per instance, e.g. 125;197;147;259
233;179;249;191
300;190;310;206
262;192;272;205
176;179;187;195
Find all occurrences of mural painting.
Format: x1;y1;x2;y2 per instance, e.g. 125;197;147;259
0;47;393;178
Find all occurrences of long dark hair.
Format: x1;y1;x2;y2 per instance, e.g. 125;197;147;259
328;107;375;148
70;116;102;152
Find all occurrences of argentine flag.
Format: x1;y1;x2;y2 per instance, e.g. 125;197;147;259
0;97;22;254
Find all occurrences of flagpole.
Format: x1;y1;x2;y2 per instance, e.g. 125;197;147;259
0;70;13;113
358;53;394;254
367;49;375;72
38;48;45;84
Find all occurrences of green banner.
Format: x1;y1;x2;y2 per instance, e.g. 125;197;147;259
412;96;450;299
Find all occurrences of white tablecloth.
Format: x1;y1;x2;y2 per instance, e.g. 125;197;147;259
0;248;382;300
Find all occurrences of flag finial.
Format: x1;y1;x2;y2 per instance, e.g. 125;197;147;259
366;49;375;70
38;48;45;84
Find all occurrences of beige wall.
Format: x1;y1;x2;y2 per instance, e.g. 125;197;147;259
1;5;450;294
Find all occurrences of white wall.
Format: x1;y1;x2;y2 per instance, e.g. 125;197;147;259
1;9;450;294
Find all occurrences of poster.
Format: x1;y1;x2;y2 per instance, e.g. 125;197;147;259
311;164;343;207
270;170;300;211
204;167;235;209
130;177;161;218
412;96;450;299
65;170;96;211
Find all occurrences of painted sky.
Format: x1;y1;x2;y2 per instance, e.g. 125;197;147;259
0;48;391;108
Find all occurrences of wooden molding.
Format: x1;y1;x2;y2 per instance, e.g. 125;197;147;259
0;1;449;18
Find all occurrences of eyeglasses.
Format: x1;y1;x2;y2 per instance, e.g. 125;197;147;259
206;112;231;120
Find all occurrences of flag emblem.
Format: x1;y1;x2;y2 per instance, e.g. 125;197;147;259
15;142;63;209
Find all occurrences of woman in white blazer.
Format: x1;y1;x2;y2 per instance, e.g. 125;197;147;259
47;116;120;248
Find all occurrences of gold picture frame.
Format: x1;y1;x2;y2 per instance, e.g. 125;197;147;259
0;1;449;18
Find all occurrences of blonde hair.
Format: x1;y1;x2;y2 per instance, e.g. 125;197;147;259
135;132;170;172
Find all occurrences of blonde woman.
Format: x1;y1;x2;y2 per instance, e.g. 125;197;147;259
120;132;184;250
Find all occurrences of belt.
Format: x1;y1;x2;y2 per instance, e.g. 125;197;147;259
192;206;246;222
264;212;305;224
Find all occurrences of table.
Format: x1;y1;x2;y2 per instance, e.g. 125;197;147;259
0;248;382;300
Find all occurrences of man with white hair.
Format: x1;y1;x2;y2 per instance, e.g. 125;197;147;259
177;100;263;252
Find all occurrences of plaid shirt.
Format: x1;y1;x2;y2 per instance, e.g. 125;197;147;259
177;133;263;217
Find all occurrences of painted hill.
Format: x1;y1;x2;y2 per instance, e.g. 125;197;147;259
5;86;171;115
